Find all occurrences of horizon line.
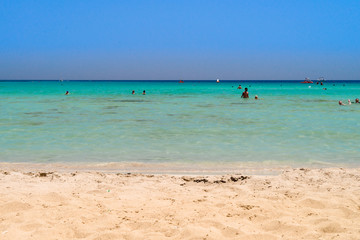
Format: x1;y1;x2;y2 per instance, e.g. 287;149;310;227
1;79;359;82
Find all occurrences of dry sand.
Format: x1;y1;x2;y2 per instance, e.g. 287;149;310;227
0;166;359;240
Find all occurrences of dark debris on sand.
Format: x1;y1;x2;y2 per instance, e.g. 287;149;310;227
35;172;53;177
181;175;249;185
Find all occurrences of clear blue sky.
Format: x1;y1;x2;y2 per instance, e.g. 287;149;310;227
0;0;359;80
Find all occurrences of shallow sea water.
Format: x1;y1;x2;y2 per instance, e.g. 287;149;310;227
0;80;359;170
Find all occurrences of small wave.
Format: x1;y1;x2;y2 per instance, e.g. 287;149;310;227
24;112;45;115
230;102;256;105
106;119;125;123
103;105;122;109
110;99;150;103
301;99;334;103
24;122;43;126
135;119;153;122
195;104;215;107
37;100;60;103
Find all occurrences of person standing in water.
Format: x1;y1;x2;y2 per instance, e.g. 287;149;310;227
143;90;146;95
65;91;69;95
241;88;249;98
132;90;135;94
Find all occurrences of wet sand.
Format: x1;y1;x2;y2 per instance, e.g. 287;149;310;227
0;166;359;239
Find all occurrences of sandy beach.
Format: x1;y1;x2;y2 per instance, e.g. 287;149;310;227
0;166;359;240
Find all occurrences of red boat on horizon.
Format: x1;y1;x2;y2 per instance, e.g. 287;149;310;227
301;77;313;83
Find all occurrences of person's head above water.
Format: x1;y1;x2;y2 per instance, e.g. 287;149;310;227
255;95;258;100
356;98;359;103
132;90;135;94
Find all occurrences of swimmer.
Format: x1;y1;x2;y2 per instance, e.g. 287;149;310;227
142;90;146;95
241;88;249;98
339;100;346;106
356;98;359;103
132;90;135;94
65;91;69;95
255;95;258;100
348;99;351;105
237;85;242;89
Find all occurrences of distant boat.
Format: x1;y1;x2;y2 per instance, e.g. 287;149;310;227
301;77;313;84
216;78;220;83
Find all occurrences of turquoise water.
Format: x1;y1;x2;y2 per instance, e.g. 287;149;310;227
0;80;359;169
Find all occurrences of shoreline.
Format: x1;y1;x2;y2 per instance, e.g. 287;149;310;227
1;161;356;176
0;162;286;176
1;166;359;239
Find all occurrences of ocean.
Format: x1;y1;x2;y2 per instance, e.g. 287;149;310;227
1;80;359;171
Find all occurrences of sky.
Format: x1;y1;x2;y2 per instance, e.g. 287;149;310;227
0;0;359;80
